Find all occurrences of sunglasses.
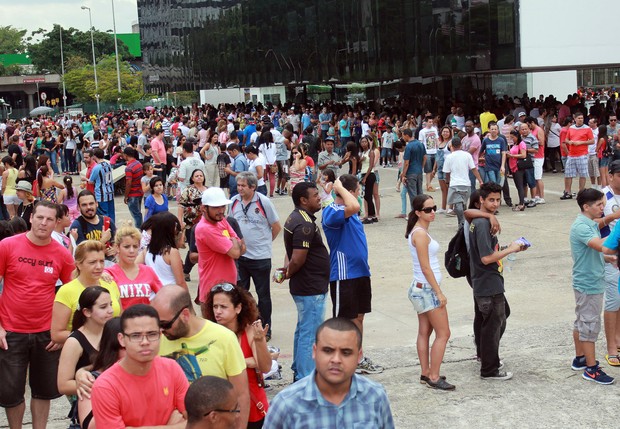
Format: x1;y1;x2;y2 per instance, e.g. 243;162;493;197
204;405;241;417
159;305;189;330
420;206;437;214
211;283;235;293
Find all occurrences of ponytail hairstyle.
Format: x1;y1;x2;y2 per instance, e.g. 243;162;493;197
405;194;433;238
71;286;111;331
63;176;74;200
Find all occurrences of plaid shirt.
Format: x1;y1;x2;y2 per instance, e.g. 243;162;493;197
264;371;394;429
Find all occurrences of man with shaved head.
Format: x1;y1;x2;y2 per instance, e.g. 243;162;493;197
151;285;249;429
185;376;239;429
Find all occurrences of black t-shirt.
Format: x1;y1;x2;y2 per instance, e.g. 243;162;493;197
17;201;34;230
8;144;23;168
70;215;117;261
468;217;504;296
283;208;330;296
23;133;34;151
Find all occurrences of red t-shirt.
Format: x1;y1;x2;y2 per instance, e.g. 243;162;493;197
534;126;545;159
86;161;96;193
0;233;74;333
195;217;238;302
125;159;144;198
91;357;188;428
567;125;594;157
104;264;163;308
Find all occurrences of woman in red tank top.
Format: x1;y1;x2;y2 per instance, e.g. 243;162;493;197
206;284;272;428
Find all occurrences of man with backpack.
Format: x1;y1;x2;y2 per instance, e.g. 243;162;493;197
468;183;527;381
229;171;281;340
69;190;116;261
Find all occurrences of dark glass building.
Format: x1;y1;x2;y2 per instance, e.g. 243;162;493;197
138;0;520;100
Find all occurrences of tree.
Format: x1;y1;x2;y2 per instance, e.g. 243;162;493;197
27;25;132;74
0;26;26;54
64;56;143;103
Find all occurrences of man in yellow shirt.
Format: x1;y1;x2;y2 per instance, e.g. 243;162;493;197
480;104;498;134
152;286;249;429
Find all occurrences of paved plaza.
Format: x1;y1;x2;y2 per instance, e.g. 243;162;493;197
2;171;616;429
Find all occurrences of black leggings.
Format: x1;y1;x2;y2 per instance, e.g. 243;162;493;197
512;169;526;205
364;172;377;217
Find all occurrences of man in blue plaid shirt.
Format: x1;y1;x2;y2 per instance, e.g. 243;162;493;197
264;318;394;428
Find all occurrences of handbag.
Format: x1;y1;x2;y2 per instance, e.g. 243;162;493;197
269;164;278;174
516;153;533;170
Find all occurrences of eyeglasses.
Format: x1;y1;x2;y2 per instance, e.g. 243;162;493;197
159;305;189;330
204;405;241;417
611;119;617;122
122;331;161;343
211;283;235;293
420;206;437;214
292;152;299;155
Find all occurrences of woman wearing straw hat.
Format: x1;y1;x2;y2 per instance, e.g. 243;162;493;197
15;180;35;229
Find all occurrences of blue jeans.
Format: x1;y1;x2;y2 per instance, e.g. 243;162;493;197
405;173;423;207
50;150;60;175
292;293;327;381
127;196;143;228
485;169;501;184
400;186;408;215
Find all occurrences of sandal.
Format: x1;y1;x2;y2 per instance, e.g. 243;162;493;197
426;185;436;192
512;205;525;212
605;354;620;366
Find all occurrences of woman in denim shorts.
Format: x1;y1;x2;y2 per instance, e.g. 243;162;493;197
407;194;454;390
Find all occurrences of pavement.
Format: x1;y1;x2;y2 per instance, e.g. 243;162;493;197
2;170;618;429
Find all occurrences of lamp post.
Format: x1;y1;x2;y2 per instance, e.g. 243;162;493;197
59;26;67;112
81;6;100;114
111;0;122;101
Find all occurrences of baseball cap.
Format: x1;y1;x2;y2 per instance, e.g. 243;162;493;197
201;187;232;207
518;112;526;117
324;136;335;141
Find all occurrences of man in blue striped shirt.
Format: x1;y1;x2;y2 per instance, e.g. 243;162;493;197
264;318;394;429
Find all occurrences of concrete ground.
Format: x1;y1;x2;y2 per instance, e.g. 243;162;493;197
2;170;617;429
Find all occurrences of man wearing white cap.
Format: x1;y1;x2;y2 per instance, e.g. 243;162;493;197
195;187;246;317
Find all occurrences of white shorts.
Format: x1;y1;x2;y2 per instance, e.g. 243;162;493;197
533;158;544;180
3;194;20;206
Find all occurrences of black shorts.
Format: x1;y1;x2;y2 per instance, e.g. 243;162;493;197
0;330;61;407
329;277;372;319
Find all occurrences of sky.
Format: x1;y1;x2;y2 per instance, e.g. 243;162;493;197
6;0;139;38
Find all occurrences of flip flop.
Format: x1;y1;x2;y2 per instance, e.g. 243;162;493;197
605;354;620;366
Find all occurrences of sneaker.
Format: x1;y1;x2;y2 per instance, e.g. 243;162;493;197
582;367;615;385
571;356;600;371
560;191;573;200
184;274;191;282
572;192;577;197
524;198;532;204
526;201;537;208
356;356;384;374
535;197;546;204
382;164;386;168
481;371;513;381
446;209;457;217
436;208;446;214
388;163;393;167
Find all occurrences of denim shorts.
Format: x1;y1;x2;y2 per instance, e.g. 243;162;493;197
408;282;440;314
0;330;61;407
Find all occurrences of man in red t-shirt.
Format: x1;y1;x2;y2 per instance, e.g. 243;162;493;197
195;188;245;316
150;128;167;182
562;112;594;200
526;116;546;204
123;146;144;228
82;150;96;194
0;201;74;427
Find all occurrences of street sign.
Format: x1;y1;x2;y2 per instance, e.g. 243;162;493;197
23;78;45;83
41;92;47;101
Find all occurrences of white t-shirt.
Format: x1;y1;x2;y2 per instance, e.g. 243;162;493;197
249;154;267;187
442;150;475;187
588;127;599;156
418;127;439;155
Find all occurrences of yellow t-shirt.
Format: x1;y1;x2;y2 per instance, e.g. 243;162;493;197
159;319;246;383
55;278;121;331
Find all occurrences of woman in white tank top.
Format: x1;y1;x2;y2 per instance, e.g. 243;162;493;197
406;194;454;390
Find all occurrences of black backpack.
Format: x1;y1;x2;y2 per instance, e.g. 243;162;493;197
444;225;470;278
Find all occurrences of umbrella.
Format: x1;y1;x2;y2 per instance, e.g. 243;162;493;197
29;106;54;116
145;106;155;111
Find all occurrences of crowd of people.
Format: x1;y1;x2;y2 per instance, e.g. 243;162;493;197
1;90;620;428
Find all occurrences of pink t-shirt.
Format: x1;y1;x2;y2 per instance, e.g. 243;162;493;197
462;134;481;166
150;137;167;165
509;141;527;173
0;233;74;332
105;264;163;308
92;357;188;428
195;217;238;302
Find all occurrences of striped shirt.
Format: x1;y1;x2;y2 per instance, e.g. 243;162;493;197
90;161;115;202
264;371;394;429
125;159;144;198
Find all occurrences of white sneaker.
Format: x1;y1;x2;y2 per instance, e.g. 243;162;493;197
535;197;546;204
445;209;457;217
524;198;532;204
436;208;446;214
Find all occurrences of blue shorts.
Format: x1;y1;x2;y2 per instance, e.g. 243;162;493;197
424;155;436;173
408;282;440;314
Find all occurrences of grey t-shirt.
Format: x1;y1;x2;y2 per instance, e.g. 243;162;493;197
229;192;279;260
468;217;504;297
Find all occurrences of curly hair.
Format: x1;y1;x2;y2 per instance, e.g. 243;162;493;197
203;283;260;335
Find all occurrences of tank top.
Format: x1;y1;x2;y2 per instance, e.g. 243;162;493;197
408;227;442;285
360;149;371;174
145;252;176;285
69;330;97;372
239;331;269;422
4;167;17;196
